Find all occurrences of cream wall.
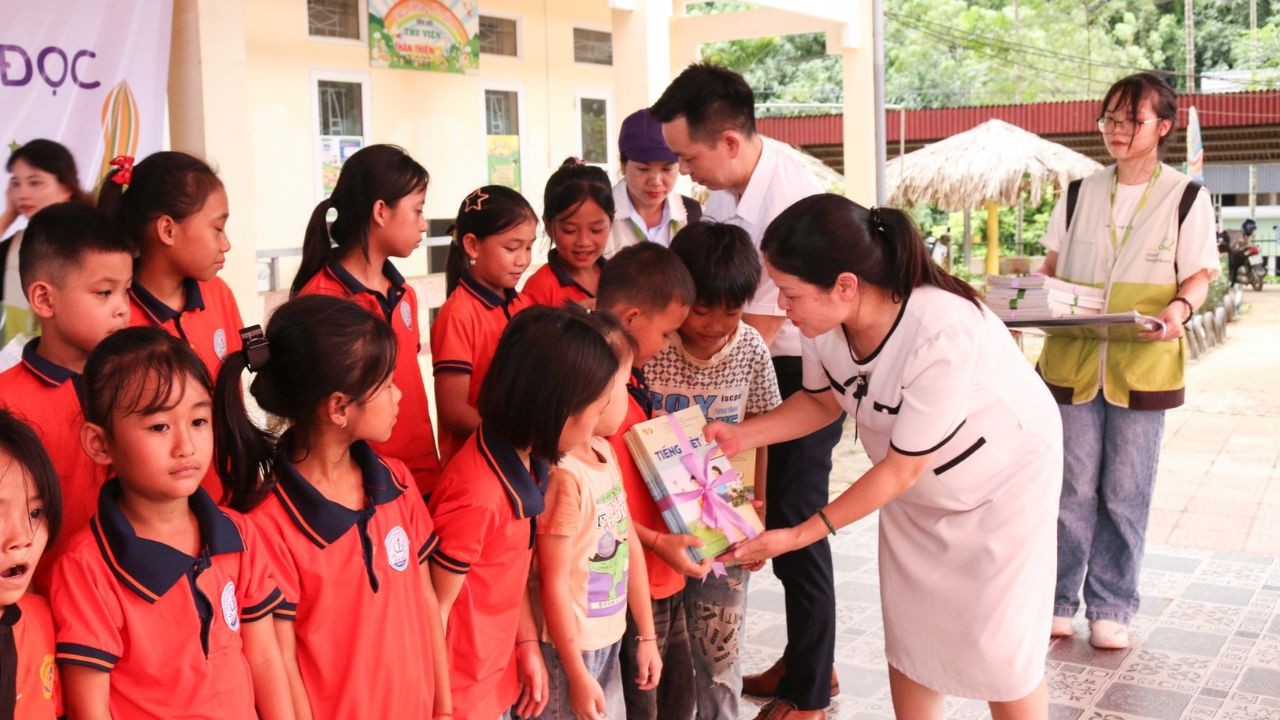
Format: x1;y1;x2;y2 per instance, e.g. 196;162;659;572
235;0;614;289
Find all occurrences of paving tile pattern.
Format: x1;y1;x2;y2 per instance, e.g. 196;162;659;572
741;517;1280;719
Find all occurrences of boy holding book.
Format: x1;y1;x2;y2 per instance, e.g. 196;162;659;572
642;223;781;720
597;243;701;718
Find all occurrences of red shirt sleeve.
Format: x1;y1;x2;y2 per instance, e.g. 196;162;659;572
230;511;284;623
248;507;303;620
428;481;500;575
430;295;478;376
51;551;125;672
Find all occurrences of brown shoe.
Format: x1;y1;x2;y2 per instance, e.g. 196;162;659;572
753;700;826;720
742;658;841;699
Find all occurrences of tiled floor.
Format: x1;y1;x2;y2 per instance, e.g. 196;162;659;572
740;515;1280;719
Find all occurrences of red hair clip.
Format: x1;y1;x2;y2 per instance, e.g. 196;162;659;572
109;155;134;186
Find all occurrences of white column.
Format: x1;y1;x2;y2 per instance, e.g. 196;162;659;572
611;0;673;114
168;0;262;323
840;1;877;205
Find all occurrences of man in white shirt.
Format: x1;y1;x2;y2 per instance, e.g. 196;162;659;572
651;62;842;720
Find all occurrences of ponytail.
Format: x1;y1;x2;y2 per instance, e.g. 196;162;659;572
213;347;279;512
872;207;979;307
95;151;222;245
211;296;399;511
762;194;979;308
289;144;429;296
292;198;335;297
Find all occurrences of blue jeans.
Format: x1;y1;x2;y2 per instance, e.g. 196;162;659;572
1054;395;1166;624
685;566;750;720
537;640;625;720
621;592;695;720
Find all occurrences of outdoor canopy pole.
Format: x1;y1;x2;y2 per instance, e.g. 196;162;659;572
873;0;887;205
986;201;1000;276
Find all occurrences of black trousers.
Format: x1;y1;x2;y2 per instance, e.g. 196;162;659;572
766;356;843;711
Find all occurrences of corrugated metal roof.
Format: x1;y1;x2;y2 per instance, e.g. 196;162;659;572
757;91;1280;146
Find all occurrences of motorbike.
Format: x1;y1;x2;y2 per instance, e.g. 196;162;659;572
1219;225;1268;292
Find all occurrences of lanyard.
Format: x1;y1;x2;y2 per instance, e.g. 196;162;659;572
1107;163;1162;260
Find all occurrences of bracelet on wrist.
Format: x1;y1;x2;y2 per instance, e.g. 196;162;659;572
816;508;837;536
1171;296;1194;325
635;634;657;643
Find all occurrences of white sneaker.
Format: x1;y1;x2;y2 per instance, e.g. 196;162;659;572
1051;616;1075;637
1089;619;1130;649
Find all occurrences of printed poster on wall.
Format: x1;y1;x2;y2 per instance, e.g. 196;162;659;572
369;0;479;74
1;0;172;200
486;135;521;192
320;136;365;195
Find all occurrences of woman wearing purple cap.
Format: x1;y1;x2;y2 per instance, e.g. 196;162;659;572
605;109;702;258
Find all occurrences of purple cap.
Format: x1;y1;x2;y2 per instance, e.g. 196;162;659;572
618;109;678;163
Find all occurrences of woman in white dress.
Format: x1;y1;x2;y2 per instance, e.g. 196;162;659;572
706;194;1062;720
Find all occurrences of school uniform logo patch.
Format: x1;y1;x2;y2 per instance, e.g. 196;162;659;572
221;581;240;631
39;654;55;699
213;328;229;359
399;302;413;330
385;526;410;571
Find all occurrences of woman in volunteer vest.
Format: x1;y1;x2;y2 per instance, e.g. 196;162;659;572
708;194;1063;720
604;109;701;258
1040;72;1220;649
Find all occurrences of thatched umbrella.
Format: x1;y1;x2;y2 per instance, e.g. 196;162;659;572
885;118;1102;275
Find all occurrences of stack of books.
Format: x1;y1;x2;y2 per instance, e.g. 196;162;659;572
985;275;1105;321
624;407;763;564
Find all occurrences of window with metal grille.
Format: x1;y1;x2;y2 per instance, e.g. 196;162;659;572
318;81;363;136
307;0;360;40
485;90;520;136
479;15;518;56
573;28;612;65
580;98;608;165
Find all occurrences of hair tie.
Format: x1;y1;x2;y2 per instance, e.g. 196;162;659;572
868;206;887;235
109;155;134;186
239;325;270;372
463;188;489;213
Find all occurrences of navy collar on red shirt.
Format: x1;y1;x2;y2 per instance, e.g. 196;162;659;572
20;338;77;387
272;441;407;549
477;423;548;520
628;368;655;420
0;603;19;626
459;274;519;314
90;478;244;602
324;259;407;321
546;249;600;299
129;277;205;324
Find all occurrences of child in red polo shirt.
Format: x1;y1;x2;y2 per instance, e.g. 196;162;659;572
291;144;443;497
0;204;132;594
99;151;243;377
429;305;623;720
522;159;613;310
431;185;537;464
214;295;450;720
530;311;662;720
51;328;292;720
596;243;707;719
99;151;243;500
0;409;64;720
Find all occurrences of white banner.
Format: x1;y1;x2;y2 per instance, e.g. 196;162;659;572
1;0;172;203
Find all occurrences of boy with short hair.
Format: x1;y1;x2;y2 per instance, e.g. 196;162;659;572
643;222;782;720
597;242;702;719
0;202;133;592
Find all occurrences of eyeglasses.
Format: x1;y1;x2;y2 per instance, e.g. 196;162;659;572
1096;117;1159;134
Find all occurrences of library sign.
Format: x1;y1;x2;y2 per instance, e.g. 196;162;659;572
369;0;479;74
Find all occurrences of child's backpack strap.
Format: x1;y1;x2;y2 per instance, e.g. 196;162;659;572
1178;181;1202;229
